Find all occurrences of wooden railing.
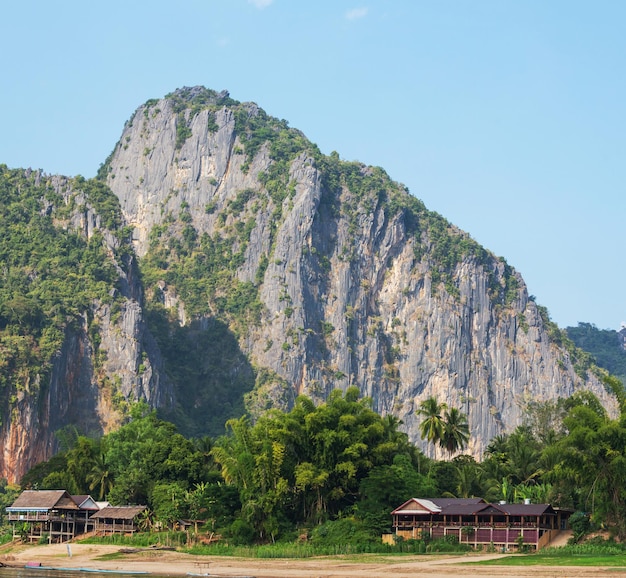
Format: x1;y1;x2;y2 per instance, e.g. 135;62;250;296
7;512;85;523
395;525;562;550
94;522;138;534
394;521;552;530
7;512;50;522
538;529;559;549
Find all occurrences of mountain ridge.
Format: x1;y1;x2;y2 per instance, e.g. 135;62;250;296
0;86;618;481
102;86;617;453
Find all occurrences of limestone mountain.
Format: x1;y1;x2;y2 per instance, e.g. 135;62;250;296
0;87;617;482
101;87;618;452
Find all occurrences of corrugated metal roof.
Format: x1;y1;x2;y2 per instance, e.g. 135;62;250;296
391;498;442;515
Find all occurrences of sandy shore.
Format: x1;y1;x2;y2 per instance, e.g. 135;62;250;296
0;543;620;577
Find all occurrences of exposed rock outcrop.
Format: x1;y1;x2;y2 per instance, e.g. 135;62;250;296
103;87;616;458
0;175;173;482
0;87;616;482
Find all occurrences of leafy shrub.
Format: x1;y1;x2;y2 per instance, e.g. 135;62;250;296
226;519;256;546
310;517;378;546
426;535;472;553
568;511;592;542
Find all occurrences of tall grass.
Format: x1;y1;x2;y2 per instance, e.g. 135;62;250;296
183;537;472;558
541;542;626;557
79;533;471;559
184;541;424;558
80;531;188;548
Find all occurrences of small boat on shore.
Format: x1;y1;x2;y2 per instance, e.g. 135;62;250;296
24;564;148;574
79;569;149;574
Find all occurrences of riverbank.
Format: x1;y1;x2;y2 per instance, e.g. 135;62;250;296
0;543;618;577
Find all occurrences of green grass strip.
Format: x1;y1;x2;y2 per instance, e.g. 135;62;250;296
472;554;626;567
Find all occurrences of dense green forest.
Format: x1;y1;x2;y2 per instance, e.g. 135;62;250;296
567;323;626;384
6;386;626;545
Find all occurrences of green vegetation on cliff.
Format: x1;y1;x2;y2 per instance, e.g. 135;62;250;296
2;87;619;497
0;166;127;416
566;322;626;384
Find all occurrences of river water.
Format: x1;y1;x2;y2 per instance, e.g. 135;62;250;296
0;571;175;578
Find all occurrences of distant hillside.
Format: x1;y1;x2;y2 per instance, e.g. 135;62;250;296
566;322;626;384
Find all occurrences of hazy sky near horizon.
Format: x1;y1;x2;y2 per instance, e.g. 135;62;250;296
1;1;623;330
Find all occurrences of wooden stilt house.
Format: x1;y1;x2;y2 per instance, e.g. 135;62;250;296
71;495;100;535
7;490;82;543
90;505;147;535
391;497;569;551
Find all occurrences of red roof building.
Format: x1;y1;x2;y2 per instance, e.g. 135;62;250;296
391;498;570;551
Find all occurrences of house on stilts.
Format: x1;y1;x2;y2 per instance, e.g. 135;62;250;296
6;490;146;543
389;497;571;551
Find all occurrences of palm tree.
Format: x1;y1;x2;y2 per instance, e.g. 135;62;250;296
440;407;470;456
86;446;114;501
418;397;448;446
485;434;509;461
506;430;541;485
210;417;256;493
455;460;483;498
382;414;403;440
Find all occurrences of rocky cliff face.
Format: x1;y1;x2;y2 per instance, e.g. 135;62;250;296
101;86;616;458
0;87;615;482
0;173;174;483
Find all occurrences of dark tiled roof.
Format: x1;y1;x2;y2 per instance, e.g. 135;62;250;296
392;498;556;518
497;503;555;516
91;506;146;520
7;490;78;510
439;503;493;516
430;497;486;508
72;495;99;510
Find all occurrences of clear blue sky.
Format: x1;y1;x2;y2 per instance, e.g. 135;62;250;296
1;1;623;330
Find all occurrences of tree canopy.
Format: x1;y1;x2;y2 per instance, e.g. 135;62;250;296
17;386;626;544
